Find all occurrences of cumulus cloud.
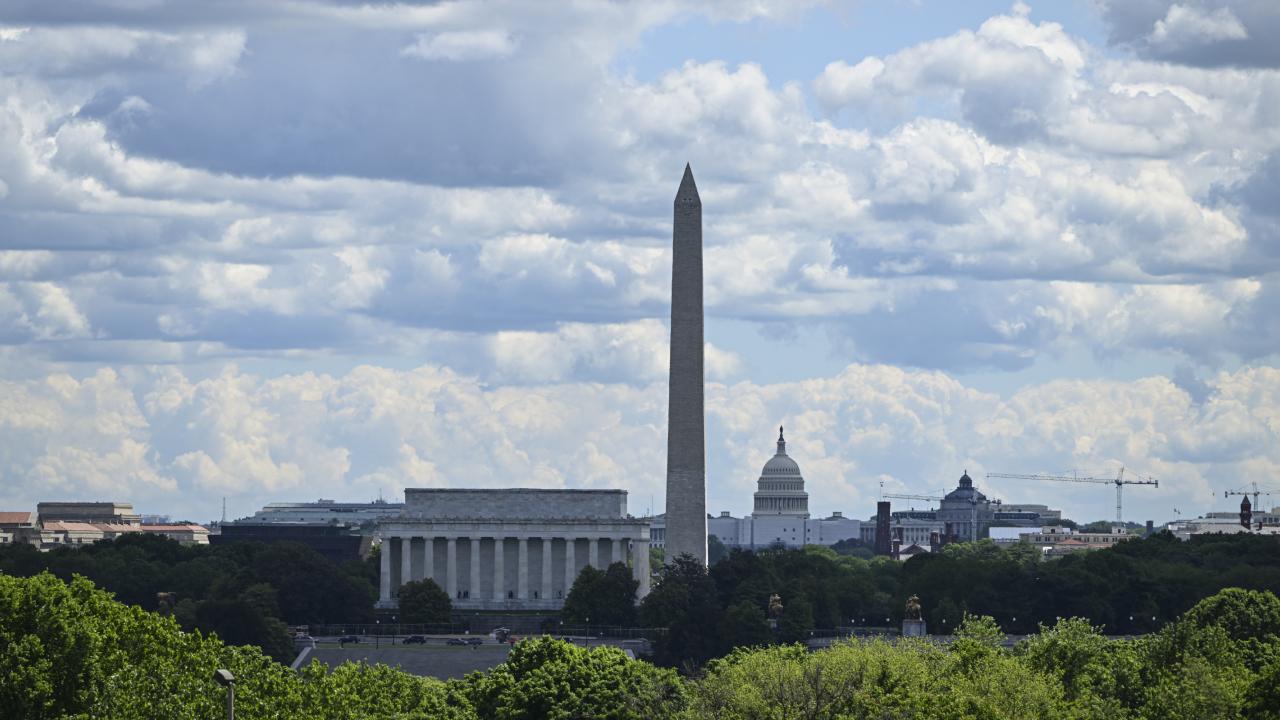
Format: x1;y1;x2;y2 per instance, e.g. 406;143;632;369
1097;0;1280;68
1149;4;1248;51
2;362;1277;525
0;0;1278;522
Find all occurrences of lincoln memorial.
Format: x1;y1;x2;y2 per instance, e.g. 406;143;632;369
377;488;651;610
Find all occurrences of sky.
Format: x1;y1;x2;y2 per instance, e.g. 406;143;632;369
1;0;1278;526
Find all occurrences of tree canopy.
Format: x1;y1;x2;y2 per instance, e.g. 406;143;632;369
562;561;639;627
5;571;1280;719
397;578;453;625
0;533;378;660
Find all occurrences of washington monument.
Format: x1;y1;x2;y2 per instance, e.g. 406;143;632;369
664;164;707;565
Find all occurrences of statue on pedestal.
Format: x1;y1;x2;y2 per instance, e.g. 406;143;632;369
901;594;927;637
904;595;922;621
768;593;783;630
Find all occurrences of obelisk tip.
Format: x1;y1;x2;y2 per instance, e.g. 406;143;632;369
676;163;699;204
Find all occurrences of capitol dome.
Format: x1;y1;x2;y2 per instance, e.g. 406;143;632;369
752;427;809;518
761;451;801;475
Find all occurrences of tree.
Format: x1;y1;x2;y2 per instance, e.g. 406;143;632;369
1079;520;1114;533
465;636;684;719
397;578;452;625
563;562;639;626
707;535;729;565
776;593;814;644
830;538;875;559
639;556;723;668
719;600;773;651
195;598;296;662
1180;587;1280;669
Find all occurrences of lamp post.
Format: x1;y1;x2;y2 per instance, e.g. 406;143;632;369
213;669;235;720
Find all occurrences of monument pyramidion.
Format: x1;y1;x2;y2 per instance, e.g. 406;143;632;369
664;164;707;565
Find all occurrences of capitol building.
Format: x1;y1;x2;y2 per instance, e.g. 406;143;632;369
652;428;861;552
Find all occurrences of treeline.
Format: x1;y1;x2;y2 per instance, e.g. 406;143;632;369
4;572;1280;719
4;530;1279;668
629;531;1280;667
0;533;377;660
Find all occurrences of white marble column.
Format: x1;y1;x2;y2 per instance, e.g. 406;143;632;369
470;537;481;600
446;537;458;599
564;537;577;593
589;537;599;568
518;538;529;599
541;538;552;601
400;535;413;587
424;537;434;586
379;536;392;603
493;537;505;600
610;537;621;565
635;539;651;599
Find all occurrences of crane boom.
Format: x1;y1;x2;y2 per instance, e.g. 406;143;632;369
1225;482;1275;514
882;493;944;503
986;467;1157;523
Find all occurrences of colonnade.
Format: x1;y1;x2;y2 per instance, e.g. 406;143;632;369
378;533;651;609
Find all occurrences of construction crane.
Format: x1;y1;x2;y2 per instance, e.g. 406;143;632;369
1224;482;1274;512
883;493;946;505
985;467;1157;524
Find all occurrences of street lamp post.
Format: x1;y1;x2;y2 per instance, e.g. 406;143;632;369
213;669;235;720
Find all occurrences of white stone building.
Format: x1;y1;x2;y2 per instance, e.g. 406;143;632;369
655;429;861;552
250;498;404;526
377;489;650;611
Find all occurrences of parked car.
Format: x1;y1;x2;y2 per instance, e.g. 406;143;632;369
445;638;468;646
339;635;360;644
465;637;484;646
403;635;426;645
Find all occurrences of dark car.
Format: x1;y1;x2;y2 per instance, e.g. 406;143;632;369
465;637;484;645
339;635;360;644
402;635;426;645
445;638;468;646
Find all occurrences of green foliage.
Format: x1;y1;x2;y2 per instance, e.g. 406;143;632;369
1245;655;1280;720
9;573;1280;720
465;636;683;719
397;578;453;625
1079;520;1116;533
562;561;639;626
0;533;377;659
707;534;729;565
639;555;723;668
718;600;773;650
776;592;814;644
950;613;1005;665
902;532;1280;636
1180;586;1280;670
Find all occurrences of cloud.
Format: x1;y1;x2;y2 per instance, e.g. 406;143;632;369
0;1;1277;380
1149;4;1248;51
2;362;1277;525
402;30;517;61
1097;0;1280;68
